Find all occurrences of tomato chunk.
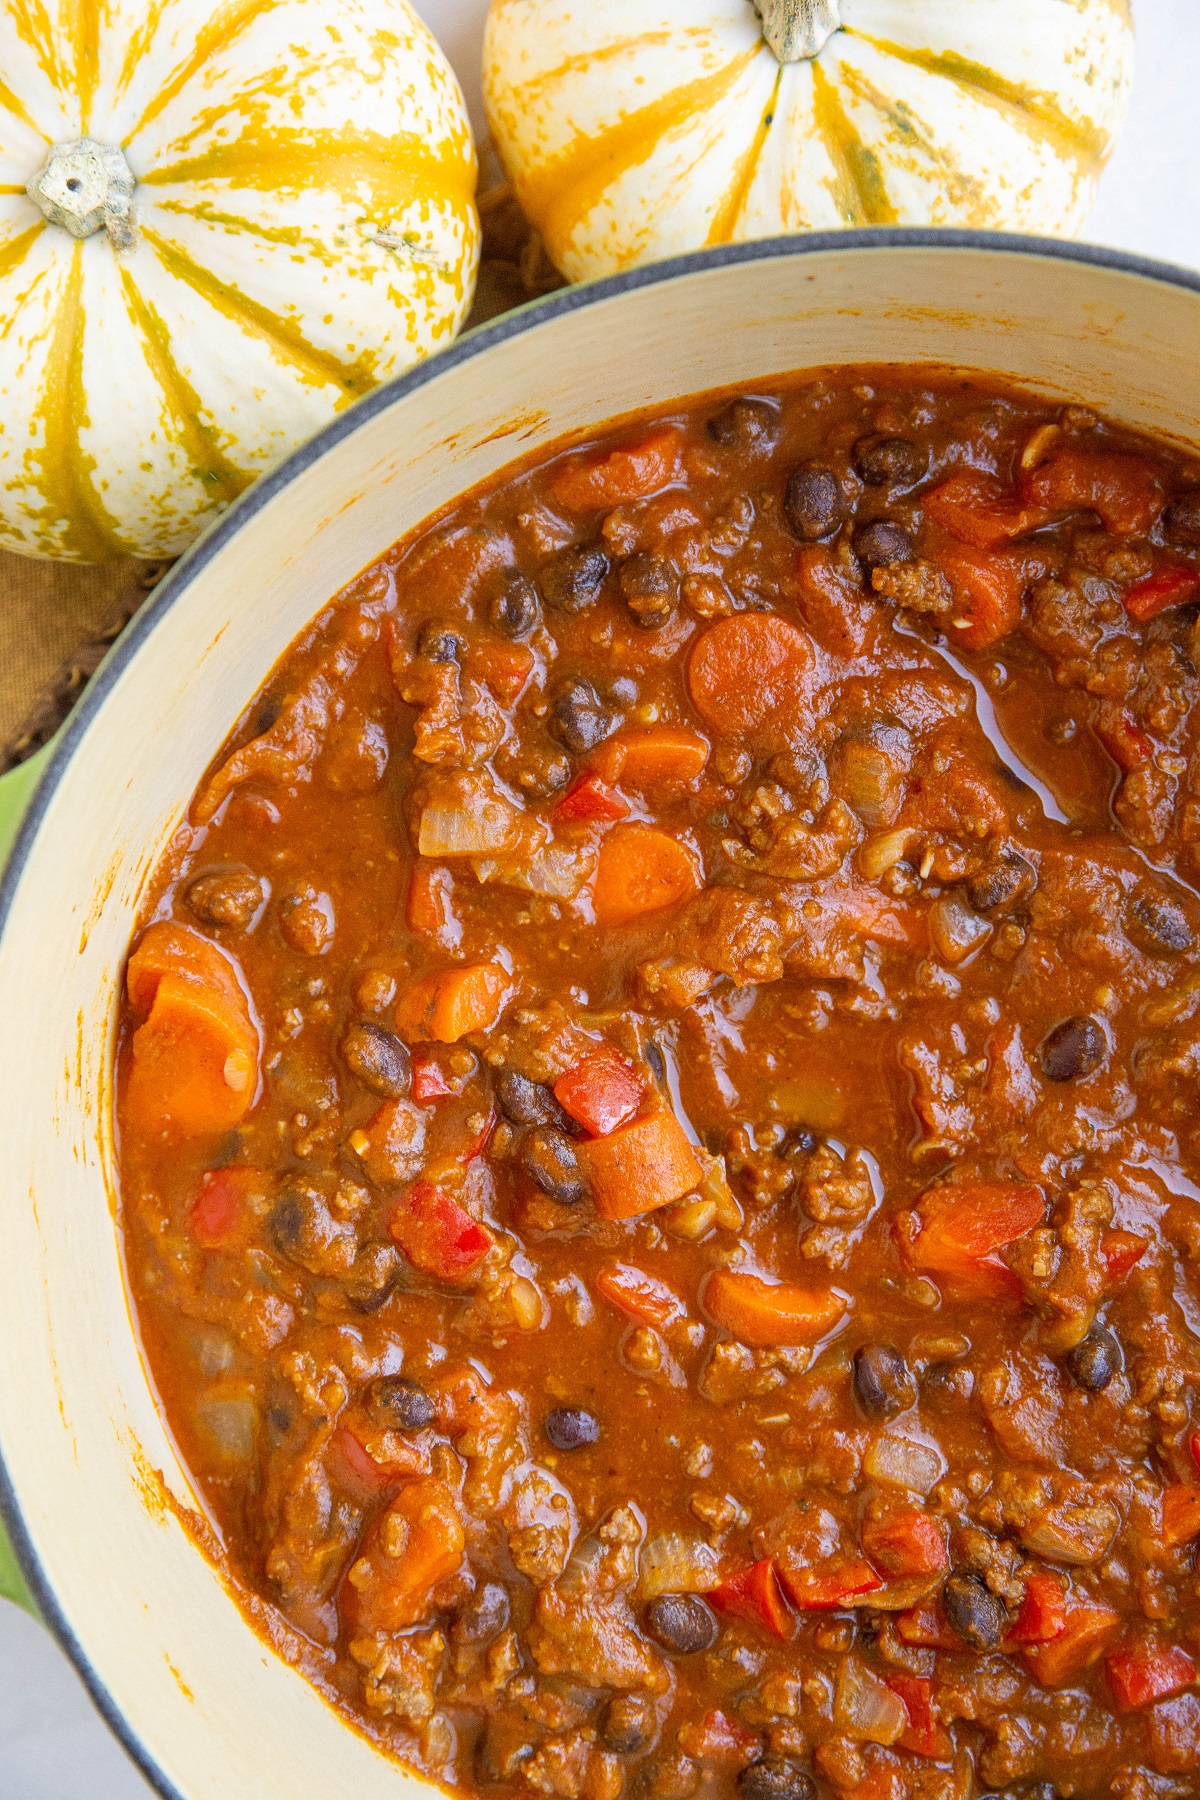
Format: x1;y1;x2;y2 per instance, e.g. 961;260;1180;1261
1101;1227;1149;1284
777;1556;883;1611
1023;1604;1120;1687
886;1674;954;1761
554;1050;643;1136
861;1509;948;1578
189;1166;262;1248
923;471;1050;548
342;1477;465;1633
410;1049;454;1104
897;1181;1044;1299
577;1108;702;1219
934;545;1026;650
125;923;260;1136
1123;563;1200;623
550;425;684;511
471;637;535;704
1021;446;1165;534
1107;1643;1196;1712
709;1560;793;1639
389;1182;492;1281
704;1269;848;1347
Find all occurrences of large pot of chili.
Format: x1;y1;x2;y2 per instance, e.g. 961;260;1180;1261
1;233;1199;1800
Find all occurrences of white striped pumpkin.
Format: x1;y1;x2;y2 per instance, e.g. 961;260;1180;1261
0;0;479;561
483;0;1134;285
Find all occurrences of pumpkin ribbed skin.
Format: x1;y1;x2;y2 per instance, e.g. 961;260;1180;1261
0;0;479;561
483;0;1133;285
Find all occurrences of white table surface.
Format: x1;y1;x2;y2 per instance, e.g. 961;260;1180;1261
3;1;1198;1794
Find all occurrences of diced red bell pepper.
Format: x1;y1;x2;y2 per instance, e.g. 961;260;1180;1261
551;771;631;825
886;1674;954;1761
679;1709;760;1764
595;1262;685;1328
1107;1643;1196;1712
934;546;1026;650
1023;1605;1120;1687
1020;447;1165;535
709;1560;794;1639
410;1049;454;1104
460;1108;495;1162
389;1182;492;1281
776;1556;884;1611
1006;1570;1067;1646
1095;706;1154;771
332;1422;427;1496
1101;1227;1149;1284
554;1050;643;1136
897;1181;1043;1300
923;471;1050;548
861;1509;949;1578
1191;1431;1200;1477
1123;563;1200;624
1161;1484;1200;1547
189;1166;260;1248
897;1601;964;1652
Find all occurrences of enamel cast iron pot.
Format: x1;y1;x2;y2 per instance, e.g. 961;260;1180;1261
0;233;1198;1799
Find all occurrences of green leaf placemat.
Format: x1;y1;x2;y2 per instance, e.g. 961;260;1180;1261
0;746;50;1618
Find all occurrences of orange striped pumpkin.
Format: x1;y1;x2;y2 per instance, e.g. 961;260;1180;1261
483;0;1134;284
0;0;479;561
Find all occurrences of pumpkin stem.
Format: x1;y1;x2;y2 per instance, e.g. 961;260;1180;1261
755;0;841;61
26;138;137;250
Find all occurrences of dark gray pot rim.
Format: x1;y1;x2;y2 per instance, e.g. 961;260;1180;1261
2;225;1199;1800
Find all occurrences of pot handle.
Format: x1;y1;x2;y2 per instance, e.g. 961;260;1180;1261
0;744;54;1620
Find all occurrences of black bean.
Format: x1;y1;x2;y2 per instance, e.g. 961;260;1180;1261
550;679;612;755
707;398;778;452
418;621;464;662
345;1243;401;1313
490;571;541;637
645;1593;718;1655
1164;492;1200;544
852;519;914;571
542;543;610;612
784;463;844;541
495;1068;562;1127
269;1190;317;1261
452;1581;510;1646
545;1405;600;1449
1127;889;1193;955
619;553;679;628
1065;1324;1121;1392
185;867;264;932
599;1693;658;1755
853;1344;915;1421
943;1573;1007;1650
1039;1015;1107;1082
967;850;1036;914
340;1021;410;1098
738;1759;815;1800
852;434;922;487
522;1127;587;1202
369;1374;436;1430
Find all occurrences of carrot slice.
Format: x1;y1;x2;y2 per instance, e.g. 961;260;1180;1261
591;725;710;789
595;1263;685;1329
777;1557;883;1611
554;1050;643;1136
577;1109;702;1219
709;1560;793;1639
1023;1605;1120;1687
125;923;259;1136
550;425;684;511
1161;1485;1200;1547
704;1269;848;1347
394;961;512;1042
687;611;813;736
342;1477;465;1634
592;824;701;925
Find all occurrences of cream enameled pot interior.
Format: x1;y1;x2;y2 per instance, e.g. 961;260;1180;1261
1;237;1200;1800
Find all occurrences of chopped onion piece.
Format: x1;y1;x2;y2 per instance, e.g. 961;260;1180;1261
864;1432;945;1495
928;893;991;965
474;842;594;898
418;779;518;857
859;827;918;881
195;1396;257;1462
638;1532;720;1600
834;1657;908;1745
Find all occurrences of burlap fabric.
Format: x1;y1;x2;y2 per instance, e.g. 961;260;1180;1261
0;186;562;774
